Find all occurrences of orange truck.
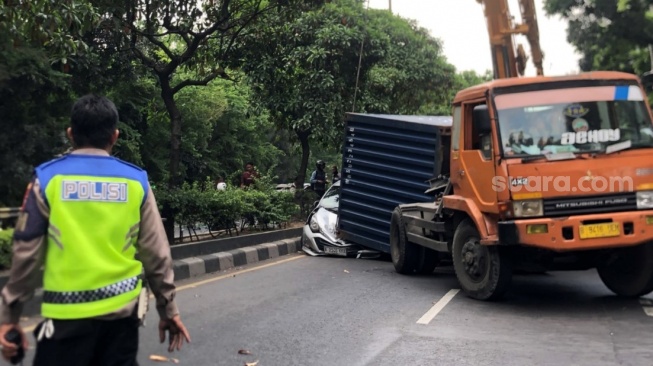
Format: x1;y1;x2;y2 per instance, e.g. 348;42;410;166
387;71;653;300
338;0;653;300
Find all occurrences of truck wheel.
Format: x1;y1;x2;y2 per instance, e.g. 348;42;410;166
390;207;421;274
597;243;653;297
452;219;513;300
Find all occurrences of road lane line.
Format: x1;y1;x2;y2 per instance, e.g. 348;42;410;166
639;298;653;316
174;254;305;291
416;289;460;325
22;254;307;333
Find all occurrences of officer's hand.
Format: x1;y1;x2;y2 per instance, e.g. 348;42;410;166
0;323;27;361
159;315;191;352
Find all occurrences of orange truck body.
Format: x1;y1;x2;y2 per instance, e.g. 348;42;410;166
448;71;653;252
386;71;653;300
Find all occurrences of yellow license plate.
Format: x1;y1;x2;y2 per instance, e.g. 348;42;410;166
579;223;620;239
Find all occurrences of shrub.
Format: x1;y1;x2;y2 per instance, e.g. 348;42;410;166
155;177;301;243
0;230;14;270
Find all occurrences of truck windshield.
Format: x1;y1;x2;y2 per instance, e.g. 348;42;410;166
494;84;653;157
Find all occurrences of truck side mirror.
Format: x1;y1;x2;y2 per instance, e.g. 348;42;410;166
641;71;653;91
473;105;492;134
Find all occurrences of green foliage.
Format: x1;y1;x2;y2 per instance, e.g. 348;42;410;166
0;0;101;206
241;0;458;186
0;230;14;270
358;10;457;116
91;0;315;187
142;74;284;186
155;180;300;243
544;0;653;75
0;0;98;63
0;46;73;205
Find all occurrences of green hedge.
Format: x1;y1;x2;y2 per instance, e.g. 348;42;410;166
0;229;13;270
154;177;319;242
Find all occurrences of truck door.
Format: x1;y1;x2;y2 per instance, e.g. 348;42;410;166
456;100;499;213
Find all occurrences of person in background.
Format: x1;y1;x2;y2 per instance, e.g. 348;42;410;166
310;160;327;198
240;162;259;188
331;165;340;184
0;94;190;365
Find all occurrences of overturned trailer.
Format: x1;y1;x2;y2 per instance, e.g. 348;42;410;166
336;113;452;261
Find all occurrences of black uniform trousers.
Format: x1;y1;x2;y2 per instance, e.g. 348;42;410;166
32;314;140;366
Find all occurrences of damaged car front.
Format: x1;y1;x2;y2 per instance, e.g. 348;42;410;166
301;181;361;257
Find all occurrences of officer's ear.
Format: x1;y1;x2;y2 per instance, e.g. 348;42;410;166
66;127;75;146
103;129;119;152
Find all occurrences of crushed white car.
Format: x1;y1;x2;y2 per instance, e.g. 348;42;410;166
301;181;363;257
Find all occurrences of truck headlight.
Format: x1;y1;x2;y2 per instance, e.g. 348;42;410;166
637;191;653;209
512;199;543;218
309;215;320;232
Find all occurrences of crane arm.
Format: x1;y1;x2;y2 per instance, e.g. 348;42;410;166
476;0;544;79
517;0;544;76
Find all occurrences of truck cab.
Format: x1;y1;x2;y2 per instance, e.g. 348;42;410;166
441;71;653;299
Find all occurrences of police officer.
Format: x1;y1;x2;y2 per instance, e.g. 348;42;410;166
310;160;327;198
0;94;190;365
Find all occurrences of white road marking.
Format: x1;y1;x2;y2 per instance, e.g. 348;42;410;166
417;289;460;325
639;298;653;316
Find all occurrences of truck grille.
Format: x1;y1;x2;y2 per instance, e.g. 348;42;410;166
543;192;637;216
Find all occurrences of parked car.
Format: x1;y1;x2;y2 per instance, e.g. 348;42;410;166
301;181;362;257
275;183;312;192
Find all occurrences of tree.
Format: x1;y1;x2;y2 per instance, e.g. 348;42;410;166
544;0;653;75
0;1;98;206
94;0;314;187
241;0;457;187
358;12;457;116
80;0;316;239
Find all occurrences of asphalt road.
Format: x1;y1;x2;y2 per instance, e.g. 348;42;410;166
15;253;653;366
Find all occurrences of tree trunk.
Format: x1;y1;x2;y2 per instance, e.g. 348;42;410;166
160;79;182;187
295;129;311;189
160;78;182;244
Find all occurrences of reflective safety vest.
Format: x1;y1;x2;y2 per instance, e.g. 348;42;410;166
35;153;149;319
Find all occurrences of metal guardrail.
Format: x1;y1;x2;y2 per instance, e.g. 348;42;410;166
0;208;20;220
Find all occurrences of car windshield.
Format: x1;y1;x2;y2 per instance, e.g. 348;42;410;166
494;84;653;157
319;185;340;211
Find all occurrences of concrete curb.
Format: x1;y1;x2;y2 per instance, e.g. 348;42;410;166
170;227;302;260
173;237;302;281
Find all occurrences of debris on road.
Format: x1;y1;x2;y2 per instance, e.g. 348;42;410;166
149;354;179;363
238;349;252;355
344;270;349;273
245;361;259;366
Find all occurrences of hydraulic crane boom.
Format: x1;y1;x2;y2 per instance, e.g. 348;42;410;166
477;0;544;79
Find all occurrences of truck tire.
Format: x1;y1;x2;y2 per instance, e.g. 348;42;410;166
452;219;513;300
390;207;421;274
597;242;653;297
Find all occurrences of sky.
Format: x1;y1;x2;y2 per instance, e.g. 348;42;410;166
367;0;582;77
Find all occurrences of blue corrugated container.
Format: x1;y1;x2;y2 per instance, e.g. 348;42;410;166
337;113;452;253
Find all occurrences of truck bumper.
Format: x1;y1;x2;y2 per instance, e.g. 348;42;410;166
498;210;653;251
